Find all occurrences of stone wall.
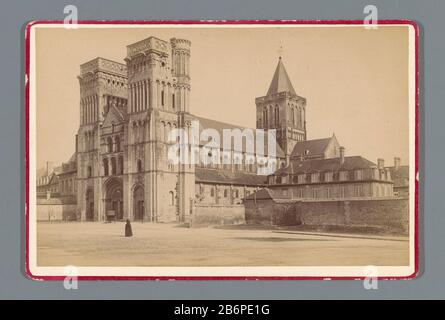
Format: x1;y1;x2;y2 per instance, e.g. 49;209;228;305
244;200;301;226
300;199;409;233
245;197;409;234
195;183;258;206
36;197;78;221
193;205;245;226
244;200;276;225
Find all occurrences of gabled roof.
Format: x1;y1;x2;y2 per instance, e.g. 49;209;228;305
244;188;276;200
52;165;62;175
194;116;285;158
274;156;377;176
195;167;267;186
102;104;126;127
266;58;297;97
290;137;333;158
48;172;59;184
196;116;245;133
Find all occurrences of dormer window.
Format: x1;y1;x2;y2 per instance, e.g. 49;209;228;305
298;174;305;184
355;169;363;180
311;173;319;183
339;171;349;181
324;172;333;182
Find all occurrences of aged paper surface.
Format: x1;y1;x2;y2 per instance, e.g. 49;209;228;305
26;22;418;279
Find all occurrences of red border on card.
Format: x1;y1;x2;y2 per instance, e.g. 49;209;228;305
25;20;420;281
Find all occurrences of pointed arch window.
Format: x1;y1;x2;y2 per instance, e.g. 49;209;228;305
299;109;303;127
269;105;273;127
263;107;268;127
137;159;143;173
275;105;279;126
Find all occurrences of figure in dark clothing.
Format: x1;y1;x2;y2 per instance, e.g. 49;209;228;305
125;219;133;237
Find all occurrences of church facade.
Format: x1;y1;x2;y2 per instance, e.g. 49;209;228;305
75;36;286;223
45;35;396;223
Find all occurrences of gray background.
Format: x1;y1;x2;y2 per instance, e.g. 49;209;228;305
0;0;438;299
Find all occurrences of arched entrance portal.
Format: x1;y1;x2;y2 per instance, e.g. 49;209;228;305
85;188;94;221
104;178;124;221
133;185;145;221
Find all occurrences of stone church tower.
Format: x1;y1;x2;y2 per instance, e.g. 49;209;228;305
76;58;128;221
76;37;195;223
255;57;307;161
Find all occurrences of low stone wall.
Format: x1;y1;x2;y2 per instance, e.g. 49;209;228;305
36;197;78;221
300;199;409;233
194;205;245;226
244;200;300;226
244;200;275;225
245;197;409;234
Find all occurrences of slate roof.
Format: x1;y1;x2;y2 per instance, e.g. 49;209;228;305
194;116;285;158
46;172;59;185
244;188;276;200
274;156;378;176
195;167;267;186
290;137;332;158
266;58;297;96
59;153;77;175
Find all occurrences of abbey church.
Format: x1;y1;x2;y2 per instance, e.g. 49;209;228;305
37;35;403;223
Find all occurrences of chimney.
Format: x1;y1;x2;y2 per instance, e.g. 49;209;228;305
394;157;401;170
339;146;345;164
377;158;385;169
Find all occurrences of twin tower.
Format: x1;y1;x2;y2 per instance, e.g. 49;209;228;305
76;37;194;222
78;37;191;126
75;35;306;222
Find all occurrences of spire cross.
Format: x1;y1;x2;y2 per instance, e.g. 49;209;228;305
277;44;284;59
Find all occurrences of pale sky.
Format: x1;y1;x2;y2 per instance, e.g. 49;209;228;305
35;25;410;169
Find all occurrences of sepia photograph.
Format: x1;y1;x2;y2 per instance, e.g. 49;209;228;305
26;21;418;279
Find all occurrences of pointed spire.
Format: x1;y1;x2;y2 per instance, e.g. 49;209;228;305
266;57;297;96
